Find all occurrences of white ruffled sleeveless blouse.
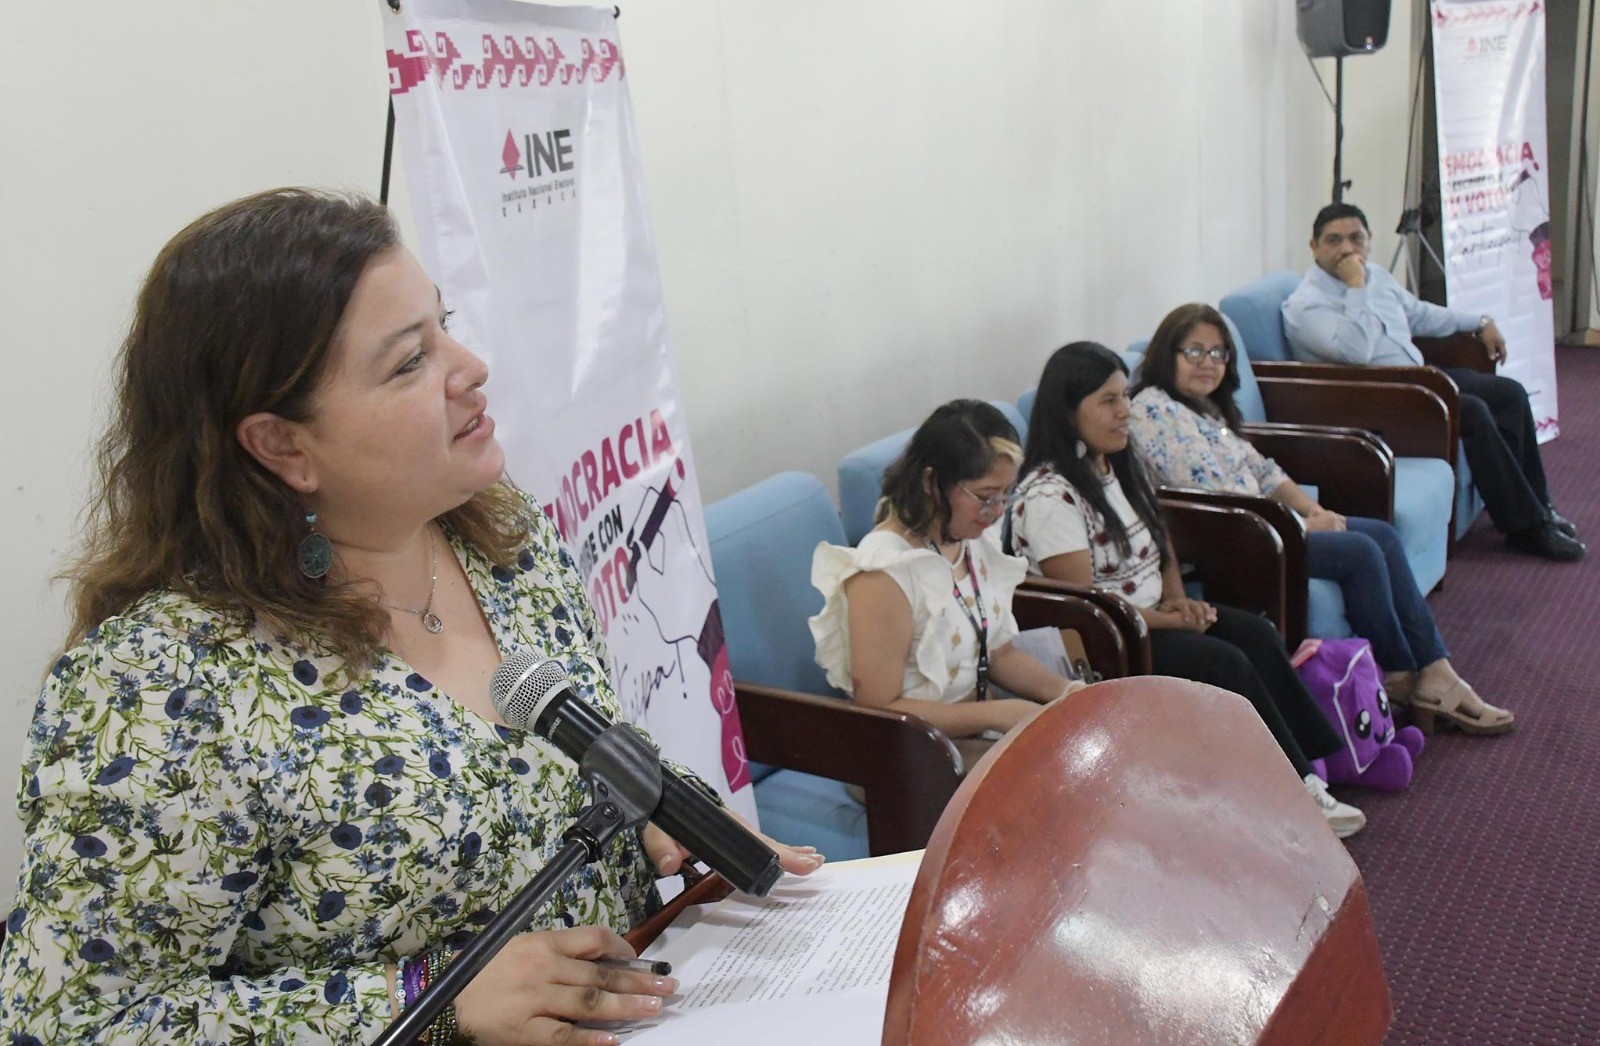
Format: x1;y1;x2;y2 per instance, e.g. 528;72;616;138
809;529;1026;703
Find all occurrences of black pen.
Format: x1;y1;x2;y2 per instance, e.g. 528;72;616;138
595;956;673;976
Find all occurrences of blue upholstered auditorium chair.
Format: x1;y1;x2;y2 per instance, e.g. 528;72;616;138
705;472;940;860
706;471;1144;858
1220;270;1486;542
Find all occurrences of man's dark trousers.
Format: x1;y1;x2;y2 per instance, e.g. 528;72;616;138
1443;367;1549;535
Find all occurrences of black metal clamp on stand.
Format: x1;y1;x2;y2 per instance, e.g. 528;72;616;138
371;724;665;1046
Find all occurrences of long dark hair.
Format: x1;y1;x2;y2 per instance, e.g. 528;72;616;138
1021;342;1168;561
877;399;1022;540
62;188;529;667
1132;303;1244;429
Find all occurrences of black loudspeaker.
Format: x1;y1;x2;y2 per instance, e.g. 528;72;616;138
1296;0;1391;58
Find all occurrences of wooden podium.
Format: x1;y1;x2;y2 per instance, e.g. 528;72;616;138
884;676;1391;1045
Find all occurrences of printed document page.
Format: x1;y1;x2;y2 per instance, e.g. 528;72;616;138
606;850;923;1043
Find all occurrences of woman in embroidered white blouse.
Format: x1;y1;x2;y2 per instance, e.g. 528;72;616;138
1008;343;1366;838
1128;303;1511;737
809;401;1082;758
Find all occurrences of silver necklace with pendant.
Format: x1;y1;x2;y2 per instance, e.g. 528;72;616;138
382;530;444;634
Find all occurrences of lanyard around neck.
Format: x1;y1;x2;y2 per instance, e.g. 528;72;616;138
933;540;990;701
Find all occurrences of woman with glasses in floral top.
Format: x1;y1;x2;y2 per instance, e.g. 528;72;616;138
0;189;819;1046
1128;303;1511;737
809;400;1083;776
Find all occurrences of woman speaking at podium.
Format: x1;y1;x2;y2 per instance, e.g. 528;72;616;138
0;189;820;1045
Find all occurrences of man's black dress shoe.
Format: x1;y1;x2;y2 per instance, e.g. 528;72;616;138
1545;506;1579;539
1508;521;1587;562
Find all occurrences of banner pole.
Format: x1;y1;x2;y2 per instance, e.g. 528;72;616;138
380;99;396;206
380;1;400;204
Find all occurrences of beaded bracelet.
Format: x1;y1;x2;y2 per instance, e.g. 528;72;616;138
396;954;412;1013
425;948;466;1045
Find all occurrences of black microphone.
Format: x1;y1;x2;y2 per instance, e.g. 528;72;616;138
491;647;783;897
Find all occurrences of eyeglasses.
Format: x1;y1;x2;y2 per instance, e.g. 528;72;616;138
1178;345;1231;364
1318;231;1369;249
959;485;1015;513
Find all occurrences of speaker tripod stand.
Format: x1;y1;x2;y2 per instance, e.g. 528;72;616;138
1389;207;1446;294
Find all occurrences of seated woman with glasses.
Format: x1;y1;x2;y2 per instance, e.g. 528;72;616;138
1126;303;1512;736
808;400;1083;774
1008;343;1366;837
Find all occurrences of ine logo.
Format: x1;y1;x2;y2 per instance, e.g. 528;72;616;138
499;127;580;217
500;128;575;181
500;131;524;178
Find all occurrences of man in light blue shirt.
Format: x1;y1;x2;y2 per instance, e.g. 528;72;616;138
1283;202;1581;562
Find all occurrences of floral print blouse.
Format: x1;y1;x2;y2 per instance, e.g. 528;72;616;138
1128;386;1290;497
0;502;670;1044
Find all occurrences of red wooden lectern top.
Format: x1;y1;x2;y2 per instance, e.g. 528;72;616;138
884;676;1391;1045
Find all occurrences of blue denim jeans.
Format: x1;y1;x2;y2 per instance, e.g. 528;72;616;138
1306;516;1449;671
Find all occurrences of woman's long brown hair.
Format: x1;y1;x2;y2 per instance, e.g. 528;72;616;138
61;188;527;667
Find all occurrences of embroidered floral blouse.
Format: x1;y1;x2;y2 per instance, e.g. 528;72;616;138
0;501;670;1044
1128;386;1290;497
1008;462;1164;610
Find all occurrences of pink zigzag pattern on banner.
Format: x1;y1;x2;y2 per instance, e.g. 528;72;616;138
388;29;624;95
1434;2;1541;27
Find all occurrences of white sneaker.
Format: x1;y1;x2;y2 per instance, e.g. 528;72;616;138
1303;774;1366;838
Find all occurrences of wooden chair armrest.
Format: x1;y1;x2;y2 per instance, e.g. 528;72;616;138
734;682;960;856
1252;360;1459;402
1252;364;1460;470
1416;331;1496;373
1238;420;1389;456
1171;489;1305;646
1239;423;1396;522
1257;378;1453;463
625;871;734;952
1160;497;1290;641
1017;577;1152;675
1011;587;1129;680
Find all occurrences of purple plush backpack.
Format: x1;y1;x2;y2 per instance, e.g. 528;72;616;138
1293;638;1425;792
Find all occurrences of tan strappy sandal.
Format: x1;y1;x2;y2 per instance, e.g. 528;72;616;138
1409;679;1515;736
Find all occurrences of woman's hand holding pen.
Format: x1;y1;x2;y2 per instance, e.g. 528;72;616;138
452;925;677;1046
444;823;824;1044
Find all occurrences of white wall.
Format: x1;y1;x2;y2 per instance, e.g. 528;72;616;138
0;1;1418;900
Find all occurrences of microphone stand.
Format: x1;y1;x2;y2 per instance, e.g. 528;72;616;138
372;724;665;1046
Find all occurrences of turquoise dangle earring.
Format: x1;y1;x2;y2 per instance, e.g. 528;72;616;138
298;511;333;579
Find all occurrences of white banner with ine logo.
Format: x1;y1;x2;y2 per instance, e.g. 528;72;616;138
381;0;755;817
1430;0;1558;440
